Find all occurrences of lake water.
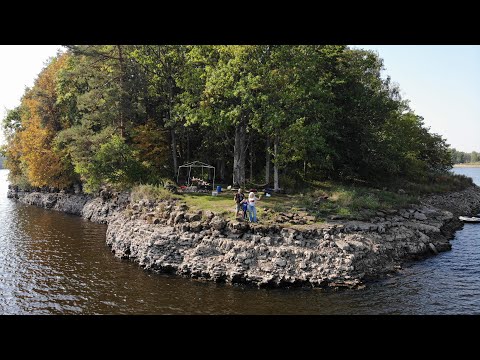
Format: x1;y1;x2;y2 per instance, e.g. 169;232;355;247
1;168;479;314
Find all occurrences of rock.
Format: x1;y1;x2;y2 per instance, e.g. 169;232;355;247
12;184;480;290
44;194;58;209
385;209;398;214
189;221;202;232
275;215;288;223
275;258;287;267
185;213;201;222
210;216;226;230
335;240;351;251
174;212;185;224
428;243;438;254
204;211;215;220
413;212;427;221
328;215;344;220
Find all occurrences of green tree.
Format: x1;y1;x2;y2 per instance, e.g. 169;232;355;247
129;45;189;176
179;45;264;187
471;151;479;163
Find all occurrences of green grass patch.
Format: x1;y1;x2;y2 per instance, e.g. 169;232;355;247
180;192;236;220
303;181;418;220
394;173;473;195
131;172;470;225
175;181;419;224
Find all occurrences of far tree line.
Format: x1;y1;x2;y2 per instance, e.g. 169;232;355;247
1;45;453;193
450;149;480;164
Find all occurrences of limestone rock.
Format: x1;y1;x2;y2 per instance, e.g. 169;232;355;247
274;258;287;267
413;212;427;221
11;184;480;289
210;216;226;230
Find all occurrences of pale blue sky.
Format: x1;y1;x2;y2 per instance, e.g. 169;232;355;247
354;45;480;152
1;45;479;152
0;45;62;145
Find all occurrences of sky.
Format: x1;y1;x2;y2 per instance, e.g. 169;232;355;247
353;45;480;153
0;45;479;152
0;45;63;145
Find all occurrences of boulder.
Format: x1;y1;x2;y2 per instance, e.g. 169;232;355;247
413;212;427;221
210;216;226;230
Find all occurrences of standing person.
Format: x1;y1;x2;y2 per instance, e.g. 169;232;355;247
234;188;245;217
242;199;249;220
247;190;261;223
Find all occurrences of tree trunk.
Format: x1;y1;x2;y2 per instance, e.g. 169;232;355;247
233;117;246;187
217;159;226;182
249;137;253;183
265;137;270;184
186;128;190;163
117;45;125;138
274;132;279;191
171;129;177;176
168;76;177;176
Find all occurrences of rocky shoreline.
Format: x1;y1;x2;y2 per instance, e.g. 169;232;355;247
7;185;480;288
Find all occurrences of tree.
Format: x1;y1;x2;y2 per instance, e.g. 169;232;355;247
471;151;479;163
2;45;458;193
180;45;264;187
64;45;147;137
129;45;189;176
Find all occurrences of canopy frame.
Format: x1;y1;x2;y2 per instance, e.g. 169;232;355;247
177;161;216;191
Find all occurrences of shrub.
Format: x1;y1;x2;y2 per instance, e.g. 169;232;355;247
131;184;179;203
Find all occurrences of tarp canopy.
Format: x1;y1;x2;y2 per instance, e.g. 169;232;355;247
176;161;216;190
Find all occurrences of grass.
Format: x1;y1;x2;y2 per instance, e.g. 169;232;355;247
296;181;419;220
174;181;420;224
393;173;474;195
132;171;473;225
181;192;236;220
131;184;180;203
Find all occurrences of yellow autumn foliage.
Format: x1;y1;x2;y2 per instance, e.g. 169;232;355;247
9;53;75;189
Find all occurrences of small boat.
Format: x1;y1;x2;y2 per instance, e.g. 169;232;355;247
459;216;480;222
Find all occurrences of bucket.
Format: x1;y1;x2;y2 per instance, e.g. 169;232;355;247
216;185;222;193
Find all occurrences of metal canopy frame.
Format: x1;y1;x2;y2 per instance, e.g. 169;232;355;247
177;161;216;191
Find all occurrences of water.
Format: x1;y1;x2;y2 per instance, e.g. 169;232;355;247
1;168;480;314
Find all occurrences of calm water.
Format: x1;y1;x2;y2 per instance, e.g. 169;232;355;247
1;168;479;314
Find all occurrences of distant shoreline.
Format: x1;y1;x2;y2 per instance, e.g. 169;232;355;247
453;163;480;168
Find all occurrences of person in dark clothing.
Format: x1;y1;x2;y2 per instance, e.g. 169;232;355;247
234;188;245;217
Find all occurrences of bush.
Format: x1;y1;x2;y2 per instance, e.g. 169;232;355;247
75;134;148;193
131;184;179;202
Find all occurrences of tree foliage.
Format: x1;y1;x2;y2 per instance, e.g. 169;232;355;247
450;148;480;164
2;45;456;193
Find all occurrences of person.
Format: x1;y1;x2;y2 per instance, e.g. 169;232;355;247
247;190;261;223
234;188;245;217
242;199;249;220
